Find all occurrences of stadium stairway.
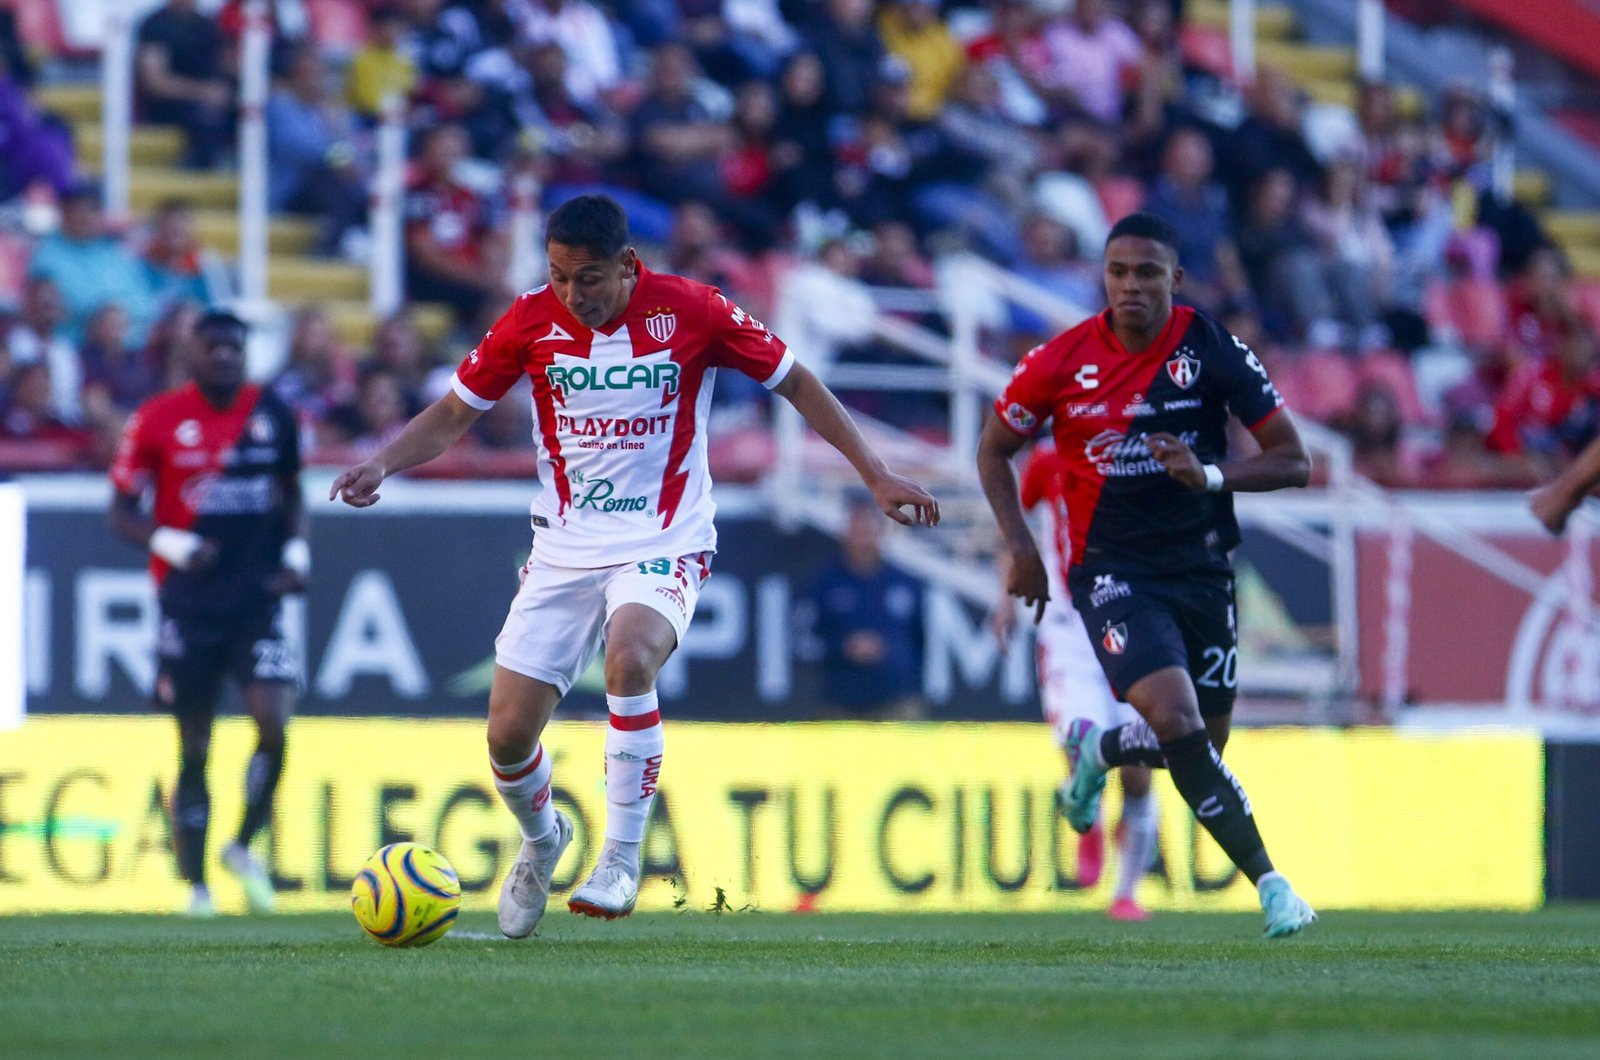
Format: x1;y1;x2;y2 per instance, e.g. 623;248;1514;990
1192;0;1600;279
31;80;452;349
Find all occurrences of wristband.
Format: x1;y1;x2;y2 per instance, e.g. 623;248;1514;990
281;537;311;577
1202;464;1225;492
149;526;204;569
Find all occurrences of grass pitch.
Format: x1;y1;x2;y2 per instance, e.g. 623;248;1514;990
3;908;1598;1059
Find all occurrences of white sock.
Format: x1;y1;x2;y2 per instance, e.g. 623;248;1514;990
604;690;663;846
491;743;556;843
1113;791;1159;902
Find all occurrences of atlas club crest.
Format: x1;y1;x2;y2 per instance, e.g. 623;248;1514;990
644;309;677;344
1101;622;1129;655
1166;348;1201;389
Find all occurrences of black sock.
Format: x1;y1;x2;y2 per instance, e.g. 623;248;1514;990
236;740;285;848
1160;729;1274;883
174;749;210;885
1099;720;1166;769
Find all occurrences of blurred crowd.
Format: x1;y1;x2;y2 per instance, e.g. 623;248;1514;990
0;0;1597;488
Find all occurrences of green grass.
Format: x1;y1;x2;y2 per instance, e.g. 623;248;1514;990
3;909;1599;1059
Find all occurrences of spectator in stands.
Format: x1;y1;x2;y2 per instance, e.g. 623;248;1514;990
141;199;213;310
0;7;34;89
1037;0;1141;126
936;64;1040;220
769;50;835;213
1343;380;1409;486
1123;0;1191;175
674;0;787;84
1356;80;1453;308
370;311;433;415
1008;213;1098;347
0;53;77;202
1300;152;1395;350
346;4;417;123
403;123;510;326
962;0;1050;128
1504;244;1585;367
1144;127;1248;313
267;45;369;255
1236;167;1320;342
799;490;927;721
723;79;780;217
878;0;965;122
1424;409;1542;490
406;0;496;127
1487;325;1600;465
515;0;625;107
521;41;630;190
4;277;81;425
141;300;201;392
0;362;92;460
136;0;233;168
270;305;359;445
859;220;935;291
1225;67;1322;210
28;185;159;344
327;365;412;453
81;304;157;436
664;200;760;301
805;0;887;115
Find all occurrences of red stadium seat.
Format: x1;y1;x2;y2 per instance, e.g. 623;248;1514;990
1356;351;1430;424
0;231;31;308
1272;349;1358;424
9;0;69;55
305;0;368;54
1093;176;1144;225
1423;277;1507;349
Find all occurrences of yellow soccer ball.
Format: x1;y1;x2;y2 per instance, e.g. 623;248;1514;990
350;843;462;947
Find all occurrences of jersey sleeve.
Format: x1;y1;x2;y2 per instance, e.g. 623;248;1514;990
451;299;529;410
1017;443;1060;511
1208;321;1285;428
107;406;156;495
705;287;794;389
992;343;1055;437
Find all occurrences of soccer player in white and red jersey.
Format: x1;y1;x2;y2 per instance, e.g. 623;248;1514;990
330;195;939;936
993;439;1158;921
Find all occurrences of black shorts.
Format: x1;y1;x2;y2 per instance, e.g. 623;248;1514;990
154;603;298;718
1067;567;1238;717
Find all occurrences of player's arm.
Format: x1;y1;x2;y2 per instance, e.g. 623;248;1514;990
771;361;939;527
1531;433;1600;535
976;412;1049;623
1146;409;1311;493
109;488;219;573
329;391;484;507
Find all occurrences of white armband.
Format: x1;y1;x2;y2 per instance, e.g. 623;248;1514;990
1202;464;1226;492
281;537;311;577
149;526;204;570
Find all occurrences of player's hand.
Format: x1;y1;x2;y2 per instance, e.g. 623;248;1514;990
989;597;1019;646
1529;481;1579;536
1004;545;1050;624
329;460;386;507
1145;432;1206;490
869;472;940;527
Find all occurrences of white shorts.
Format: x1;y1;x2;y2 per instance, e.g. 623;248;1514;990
1037;601;1139;747
495;551;712;695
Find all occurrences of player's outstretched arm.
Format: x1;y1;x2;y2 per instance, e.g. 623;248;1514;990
770;362;940;527
976;412;1049;623
329;391;484;507
1146;409;1311;494
1531;434;1600;535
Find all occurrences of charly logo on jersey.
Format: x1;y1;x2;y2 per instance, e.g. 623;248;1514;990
1089;574;1132;608
1085;428;1200;477
1166;347;1201;389
1101;621;1129;655
644;307;677;344
1002;402;1037;432
569;469;654;515
175;419;202;447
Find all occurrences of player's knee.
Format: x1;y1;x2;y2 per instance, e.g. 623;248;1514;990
603;643;664;696
486;718;537;765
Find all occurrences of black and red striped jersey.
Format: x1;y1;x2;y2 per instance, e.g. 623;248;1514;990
995;305;1284;576
110;382;300;613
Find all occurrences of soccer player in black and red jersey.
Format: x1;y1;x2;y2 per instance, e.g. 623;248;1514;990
977;213;1317;937
110;309;307;916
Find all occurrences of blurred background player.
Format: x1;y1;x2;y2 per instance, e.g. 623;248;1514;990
977;212;1316;938
800;489;927;721
330;195;938;936
992;439;1157;920
109;309;307;916
1531;432;1600;535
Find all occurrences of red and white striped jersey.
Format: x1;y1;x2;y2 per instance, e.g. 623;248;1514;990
452;264;795;568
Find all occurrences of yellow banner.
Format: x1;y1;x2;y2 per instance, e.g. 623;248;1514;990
0;717;1543;914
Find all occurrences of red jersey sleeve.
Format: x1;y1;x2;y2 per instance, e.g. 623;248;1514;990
993;343;1055;437
1486;367;1534;453
705;287;794;388
108;406;156;495
1017;443;1060;511
451;297;531;410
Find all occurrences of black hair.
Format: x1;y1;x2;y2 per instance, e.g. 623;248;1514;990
1105;212;1181;258
196;307;248;337
545;194;630;258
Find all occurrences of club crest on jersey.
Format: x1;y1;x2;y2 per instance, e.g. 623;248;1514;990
1002;402;1037;432
1102;622;1129;655
248;414;275;444
644;309;677;344
1166;348;1201;389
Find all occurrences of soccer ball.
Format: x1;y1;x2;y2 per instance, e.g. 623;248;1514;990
350;843;462;947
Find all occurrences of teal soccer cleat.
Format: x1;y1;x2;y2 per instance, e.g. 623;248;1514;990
1259;875;1317;939
1061;719;1109;836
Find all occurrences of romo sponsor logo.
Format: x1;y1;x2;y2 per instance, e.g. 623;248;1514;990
546;362;681;394
1089;574;1132;608
570;471;653;514
1101;622;1128;655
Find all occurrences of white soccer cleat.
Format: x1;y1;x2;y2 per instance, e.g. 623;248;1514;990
184;884;216;918
498;811;574;938
221;842;275;914
567;846;640;921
